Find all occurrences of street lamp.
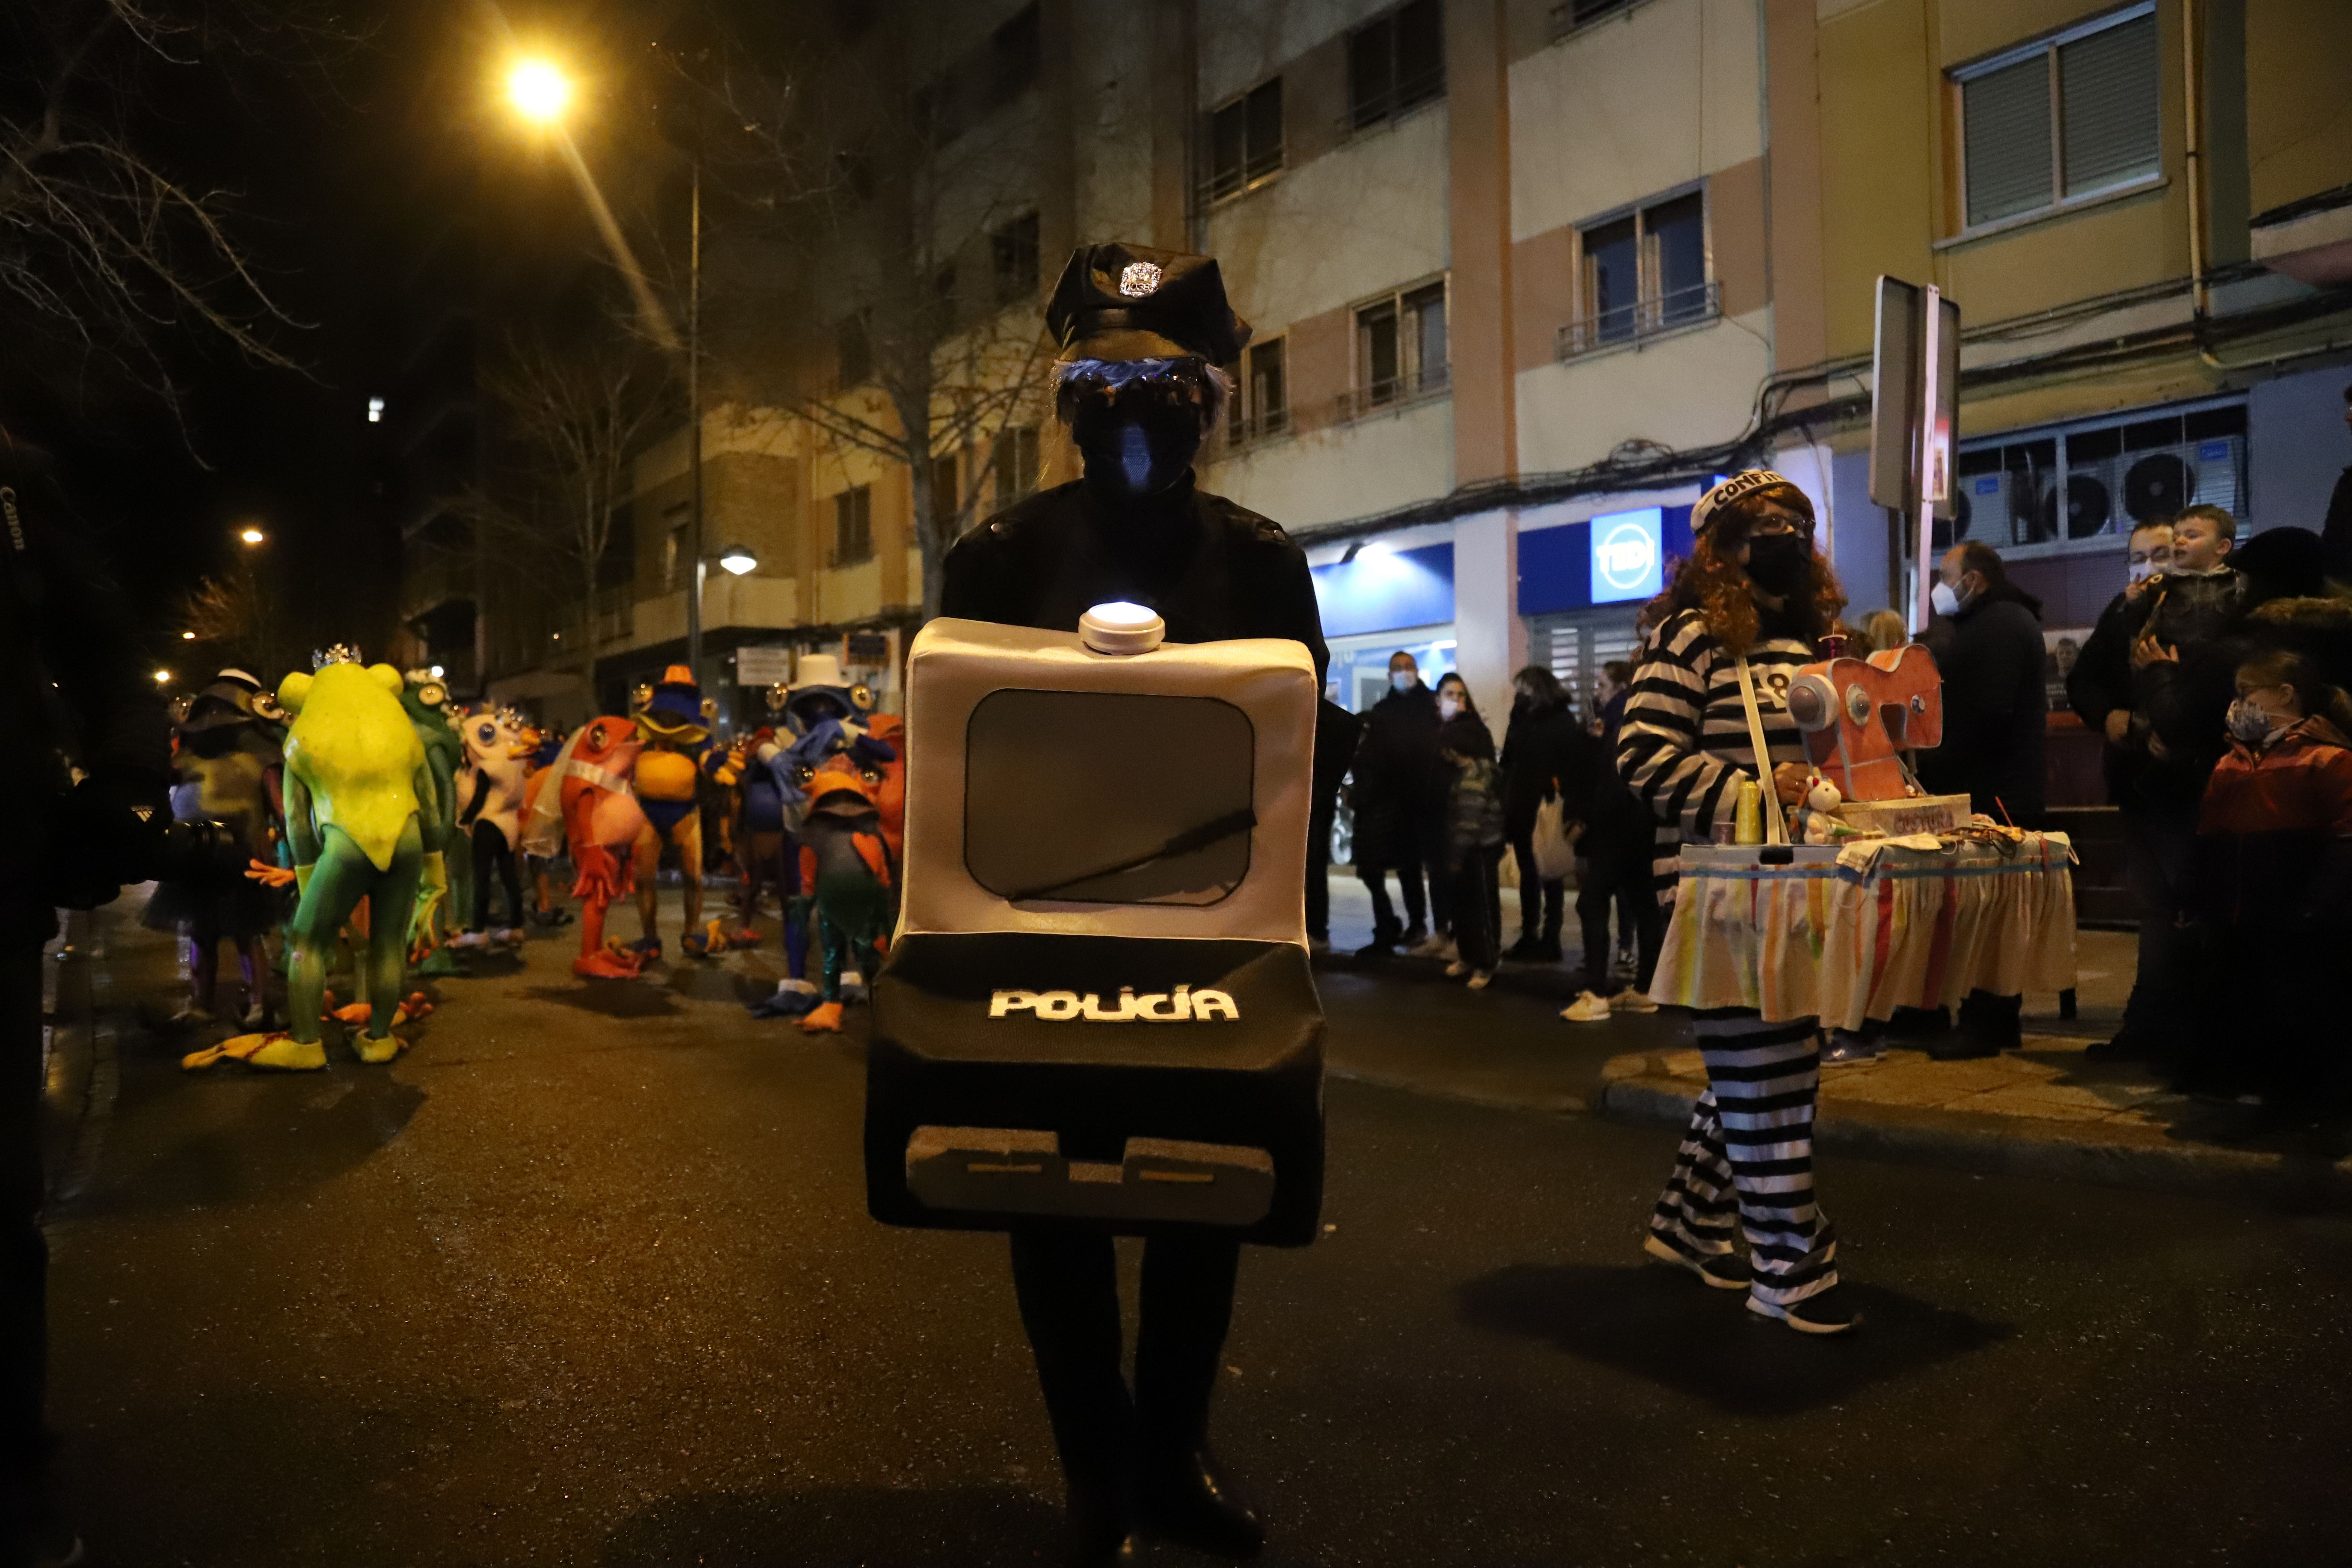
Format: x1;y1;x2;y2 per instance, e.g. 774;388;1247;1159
239;526;265;546
507;60;571;124
499;46;702;684
717;544;757;576
181;630;196;641
153;669;172;685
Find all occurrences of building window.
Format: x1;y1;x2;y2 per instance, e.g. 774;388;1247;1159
1223;338;1289;448
1548;0;1637;37
1347;0;1444;132
663;506;688;590
1951;398;2246;555
1205;78;1283;202
988;4;1041;104
992;424;1039;510
992;211;1040;305
1955;4;2159;231
1559;187;1718;359
833;485;873;565
1350;282;1447;416
836;309;872;388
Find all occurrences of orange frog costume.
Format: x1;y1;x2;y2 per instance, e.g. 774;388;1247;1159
791;753;893;1033
554;715;649;979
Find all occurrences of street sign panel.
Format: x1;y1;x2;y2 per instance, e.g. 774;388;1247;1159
735;645;793;687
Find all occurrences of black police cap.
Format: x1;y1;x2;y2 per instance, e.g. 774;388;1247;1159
1046;242;1253;365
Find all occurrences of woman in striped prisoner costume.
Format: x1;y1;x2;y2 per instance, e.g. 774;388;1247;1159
1616;469;1857;1335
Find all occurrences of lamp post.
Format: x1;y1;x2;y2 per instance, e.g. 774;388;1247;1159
504;57;706;685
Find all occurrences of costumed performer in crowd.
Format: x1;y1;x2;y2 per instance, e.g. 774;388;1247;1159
1617;470;1857;1335
148;677;284;1029
629;666;718;960
201;648;438;1070
453;706;532;947
938;241;1327;1564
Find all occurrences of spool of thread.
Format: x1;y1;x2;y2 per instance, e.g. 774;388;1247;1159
1734;776;1764;845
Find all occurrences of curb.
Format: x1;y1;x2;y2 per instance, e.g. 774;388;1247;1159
1599;1072;2352;1203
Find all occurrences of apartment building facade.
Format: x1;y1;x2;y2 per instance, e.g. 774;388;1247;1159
462;0;2352;731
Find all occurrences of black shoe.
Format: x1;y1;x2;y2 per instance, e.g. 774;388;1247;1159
1926;1034;2002;1061
1063;1514;1142;1568
1353;936;1397;959
1535;936;1563;964
1503;935;1544;962
1400;924;1428;946
1138;1447;1264;1558
1748;1283;1859;1335
2084;1032;2149;1062
1643;1234;1749;1291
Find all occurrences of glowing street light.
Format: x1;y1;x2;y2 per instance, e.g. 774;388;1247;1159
507;60;571;125
717;543;758;576
153;669;172;685
181;630;196;641
239;526;266;546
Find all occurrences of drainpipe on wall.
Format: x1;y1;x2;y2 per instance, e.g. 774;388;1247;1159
2183;0;2215;353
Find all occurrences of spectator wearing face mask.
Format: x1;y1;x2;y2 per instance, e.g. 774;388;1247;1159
1432;673;1504;988
2178;648;2352;1120
1920;542;2048;827
2086;505;2248;1066
1349;652;1447;956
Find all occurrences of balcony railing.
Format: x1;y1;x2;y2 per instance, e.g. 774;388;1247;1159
1223;407;1292;452
1335;363;1451;424
1556;279;1721;361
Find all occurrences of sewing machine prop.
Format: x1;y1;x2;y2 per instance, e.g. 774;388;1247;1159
1782;643;1971;839
864;605;1325;1246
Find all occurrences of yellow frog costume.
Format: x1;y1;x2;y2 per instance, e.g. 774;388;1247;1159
195;650;440;1071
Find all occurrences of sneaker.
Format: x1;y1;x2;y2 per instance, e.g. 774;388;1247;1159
1353;937;1397;959
1643;1234;1750;1291
1408;933;1455;959
1562;990;1614;1023
1821;1029;1883;1065
1503;936;1544;963
1535;937;1563;964
1748;1284;1859;1335
1401;924;1428;945
1465;970;1493;991
1444;959;1469;978
1609;989;1659;1015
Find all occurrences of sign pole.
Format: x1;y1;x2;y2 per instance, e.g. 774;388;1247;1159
1909;283;1945;635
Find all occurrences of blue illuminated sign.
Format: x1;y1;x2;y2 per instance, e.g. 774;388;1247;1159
1588;507;1664;604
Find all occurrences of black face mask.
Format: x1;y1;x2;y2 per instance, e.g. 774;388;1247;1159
1068;376;1206;497
1744;533;1814;597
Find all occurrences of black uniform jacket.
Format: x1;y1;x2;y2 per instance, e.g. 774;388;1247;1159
941;475;1328;683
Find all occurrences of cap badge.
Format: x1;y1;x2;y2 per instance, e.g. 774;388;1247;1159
1117;260;1163;298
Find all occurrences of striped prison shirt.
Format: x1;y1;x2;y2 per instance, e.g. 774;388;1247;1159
1615;607;1814;902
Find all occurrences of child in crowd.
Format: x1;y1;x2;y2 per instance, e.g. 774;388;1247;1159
2181;648;2352;1121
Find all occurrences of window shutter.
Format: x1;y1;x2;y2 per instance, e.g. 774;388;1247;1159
1207;99;1246;199
1244;78;1284;184
1962;55;2053;226
2060;12;2159;197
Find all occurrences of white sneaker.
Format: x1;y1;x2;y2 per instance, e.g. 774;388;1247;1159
1444;960;1469;978
1409;933;1455;959
1610;989;1660;1015
1562;990;1613;1023
1466;970;1493;991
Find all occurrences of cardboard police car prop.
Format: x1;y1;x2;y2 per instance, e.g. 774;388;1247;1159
865;605;1325;1245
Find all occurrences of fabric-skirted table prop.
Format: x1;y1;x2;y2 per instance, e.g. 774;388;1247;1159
1649;833;2078;1029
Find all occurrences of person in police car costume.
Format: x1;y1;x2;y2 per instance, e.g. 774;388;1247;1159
938;242;1328;1566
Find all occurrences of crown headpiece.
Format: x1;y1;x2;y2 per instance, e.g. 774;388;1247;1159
313;643;362;670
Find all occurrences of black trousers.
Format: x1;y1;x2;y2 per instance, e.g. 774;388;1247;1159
1008;1230;1240;1502
1305;798;1335;942
2;942;47;1530
1506;831;1565;943
1358;857;1427;942
469;820;525;931
1451;846;1505;972
1578;825;1664;993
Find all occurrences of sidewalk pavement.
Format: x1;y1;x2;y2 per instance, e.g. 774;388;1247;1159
1319;872;2352;1200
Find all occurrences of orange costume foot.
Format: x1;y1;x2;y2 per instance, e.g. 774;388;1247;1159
574;948;644;980
798;1001;845;1034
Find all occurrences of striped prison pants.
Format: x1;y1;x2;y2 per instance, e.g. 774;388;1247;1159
1648;1009;1837;1309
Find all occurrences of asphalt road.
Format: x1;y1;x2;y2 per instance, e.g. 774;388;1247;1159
38;899;2352;1567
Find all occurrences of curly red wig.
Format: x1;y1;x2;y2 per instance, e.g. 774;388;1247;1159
1639;482;1847;657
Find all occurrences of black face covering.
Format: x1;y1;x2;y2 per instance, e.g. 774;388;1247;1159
1068;374;1206;497
1744;533;1814;597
